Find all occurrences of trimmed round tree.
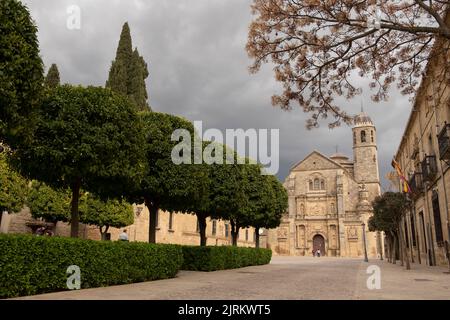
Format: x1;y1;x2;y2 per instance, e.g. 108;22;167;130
28;182;134;239
13;85;145;237
186;141;243;246
220;161;288;247
134;112;205;243
27;181;70;223
225;161;261;246
0;0;44;147
260;175;288;247
80;194;134;240
0;153;28;221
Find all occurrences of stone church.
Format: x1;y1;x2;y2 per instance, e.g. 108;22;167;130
268;112;383;258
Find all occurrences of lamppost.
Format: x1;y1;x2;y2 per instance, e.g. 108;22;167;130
362;222;369;262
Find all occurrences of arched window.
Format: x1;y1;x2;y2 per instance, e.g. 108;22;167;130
361;130;366;143
371;130;374;142
330;203;335;214
314;178;320;190
300;204;304;215
309;180;313;190
320;180;325;190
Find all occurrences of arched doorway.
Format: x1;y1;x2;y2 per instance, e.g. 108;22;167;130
313;234;325;255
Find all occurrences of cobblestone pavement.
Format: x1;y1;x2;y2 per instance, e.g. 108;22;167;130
14;256;450;300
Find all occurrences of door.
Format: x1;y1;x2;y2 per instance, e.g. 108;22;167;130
313;234;325;255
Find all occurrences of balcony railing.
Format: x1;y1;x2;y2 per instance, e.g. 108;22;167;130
421;155;437;182
438;122;450;160
408;172;423;198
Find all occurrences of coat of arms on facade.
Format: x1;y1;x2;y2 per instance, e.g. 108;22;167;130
347;227;358;240
277;227;288;238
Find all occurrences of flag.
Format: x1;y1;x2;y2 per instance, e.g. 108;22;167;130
391;158;411;193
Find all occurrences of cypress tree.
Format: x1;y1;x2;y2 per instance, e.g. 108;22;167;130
129;48;150;111
44;64;60;88
106;22;151;111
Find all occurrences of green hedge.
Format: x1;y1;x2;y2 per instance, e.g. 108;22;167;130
0;234;183;298
181;246;272;271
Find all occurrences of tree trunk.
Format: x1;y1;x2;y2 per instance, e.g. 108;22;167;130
255;227;260;248
197;213;207;246
145;197;158;244
377;232;383;260
230;220;239;246
392;232;397;264
70;178;81;238
233;226;240;246
400;225;411;270
100;225;110;241
386;235;391;263
399;231;404;265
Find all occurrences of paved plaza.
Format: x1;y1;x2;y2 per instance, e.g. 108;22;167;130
15;256;450;300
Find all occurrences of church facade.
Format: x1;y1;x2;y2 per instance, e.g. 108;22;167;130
267;112;383;258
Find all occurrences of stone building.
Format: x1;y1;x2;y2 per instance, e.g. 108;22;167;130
0;206;258;248
394;33;450;267
267;112;382;258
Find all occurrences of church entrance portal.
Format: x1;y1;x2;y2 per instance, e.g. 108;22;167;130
313;234;325;255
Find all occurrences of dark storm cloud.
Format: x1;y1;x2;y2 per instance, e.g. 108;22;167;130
23;0;411;189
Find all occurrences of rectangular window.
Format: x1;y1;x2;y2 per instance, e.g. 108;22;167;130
432;193;444;243
212;220;217;236
155;211;159;228
196;218;200;233
225;224;229;238
245;229;249;241
169;212;173;230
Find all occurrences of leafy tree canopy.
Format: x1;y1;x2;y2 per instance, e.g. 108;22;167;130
28;181;134;232
27;181;69;223
13;85;145;237
0;0;44;147
80;194;134;232
133;111;209;243
0;152;28;213
368;191;409;233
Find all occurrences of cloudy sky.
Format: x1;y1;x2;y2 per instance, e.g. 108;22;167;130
23;0;413;190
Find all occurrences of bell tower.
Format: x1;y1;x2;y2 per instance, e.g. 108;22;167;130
352;112;381;201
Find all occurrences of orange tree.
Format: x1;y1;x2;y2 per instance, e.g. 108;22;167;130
13;85;145;237
0;0;44;147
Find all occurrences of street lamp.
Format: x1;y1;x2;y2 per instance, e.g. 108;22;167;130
362;222;369;262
